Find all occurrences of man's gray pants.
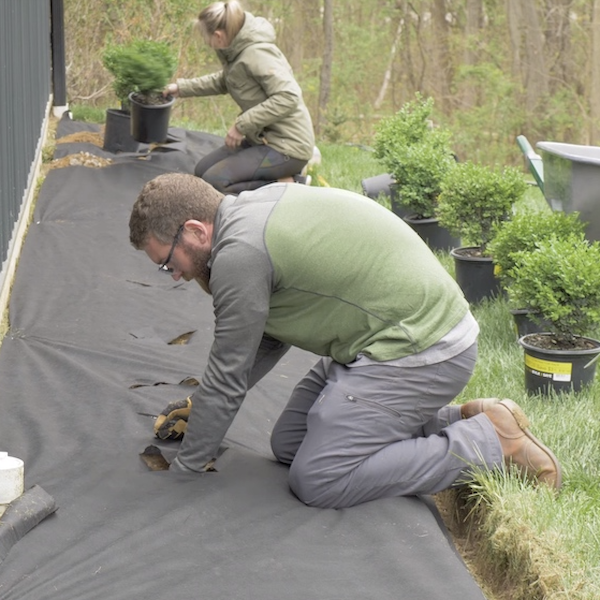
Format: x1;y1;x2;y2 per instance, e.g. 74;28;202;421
270;343;503;508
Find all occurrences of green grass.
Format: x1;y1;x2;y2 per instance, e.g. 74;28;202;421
313;143;383;193
70;104;107;123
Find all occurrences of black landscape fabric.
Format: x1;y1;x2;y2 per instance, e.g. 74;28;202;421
0;117;486;600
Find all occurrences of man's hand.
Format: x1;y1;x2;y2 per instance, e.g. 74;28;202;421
225;123;244;148
154;396;192;440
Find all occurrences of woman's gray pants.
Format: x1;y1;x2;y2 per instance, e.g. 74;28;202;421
270;343;503;508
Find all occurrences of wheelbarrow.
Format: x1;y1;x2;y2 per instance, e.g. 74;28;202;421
516;134;544;192
517;134;600;241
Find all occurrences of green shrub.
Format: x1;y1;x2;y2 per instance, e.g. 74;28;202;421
489;210;586;291
373;93;434;156
508;235;600;342
102;39;177;109
373;93;456;218
437;161;527;254
383;138;456;218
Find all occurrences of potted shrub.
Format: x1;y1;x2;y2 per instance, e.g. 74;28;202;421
373;93;433;220
101;42;140;153
437;161;527;303
488;209;586;337
508;234;600;394
102;39;177;145
373;94;458;250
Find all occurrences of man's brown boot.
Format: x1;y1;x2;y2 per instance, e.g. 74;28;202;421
460;397;501;419
484;399;562;491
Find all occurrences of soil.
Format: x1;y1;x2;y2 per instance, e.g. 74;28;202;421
130;92;173;106
452;246;488;258
47;152;112;170
56;131;104;146
42;131;111;174
523;332;600;351
435;490;508;600
139;445;170;471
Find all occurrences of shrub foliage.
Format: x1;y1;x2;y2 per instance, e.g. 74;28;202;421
437;162;527;253
489;209;586;291
509;235;600;341
373;94;456;219
102;39;177;107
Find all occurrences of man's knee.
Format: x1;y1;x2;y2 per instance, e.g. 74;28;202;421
288;458;337;508
270;429;294;465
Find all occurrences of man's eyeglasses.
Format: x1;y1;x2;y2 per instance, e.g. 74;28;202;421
158;224;184;273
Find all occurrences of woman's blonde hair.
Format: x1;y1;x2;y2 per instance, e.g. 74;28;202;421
197;1;245;46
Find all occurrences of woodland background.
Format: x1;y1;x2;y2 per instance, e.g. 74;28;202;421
64;0;600;167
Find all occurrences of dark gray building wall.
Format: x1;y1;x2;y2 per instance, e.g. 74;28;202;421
0;0;52;275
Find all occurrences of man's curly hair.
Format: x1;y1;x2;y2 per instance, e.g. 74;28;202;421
129;173;224;248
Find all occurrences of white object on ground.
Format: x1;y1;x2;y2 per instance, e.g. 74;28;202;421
0;452;24;518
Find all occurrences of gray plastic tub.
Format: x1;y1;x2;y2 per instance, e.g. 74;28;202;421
537;141;600;241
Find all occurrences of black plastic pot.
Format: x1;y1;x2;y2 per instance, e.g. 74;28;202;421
389;183;410;219
103;109;139;153
129;92;175;144
518;333;600;395
403;215;460;252
510;309;550;340
450;246;502;304
361;173;394;200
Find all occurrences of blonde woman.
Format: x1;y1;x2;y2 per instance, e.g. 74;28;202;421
166;1;315;194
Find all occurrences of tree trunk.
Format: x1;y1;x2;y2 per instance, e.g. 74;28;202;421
374;14;404;110
506;0;548;113
506;0;523;79
286;0;305;74
544;0;573;94
431;0;451;111
316;0;334;137
460;0;483;109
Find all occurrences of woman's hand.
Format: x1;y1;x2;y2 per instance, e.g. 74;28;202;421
163;83;179;98
225;123;244;148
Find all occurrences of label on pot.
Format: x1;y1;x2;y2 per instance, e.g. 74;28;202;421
525;354;572;382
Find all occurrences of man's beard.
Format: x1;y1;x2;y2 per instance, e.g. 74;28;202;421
182;240;211;293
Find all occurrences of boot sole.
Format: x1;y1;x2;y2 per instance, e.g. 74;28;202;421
498;399;563;491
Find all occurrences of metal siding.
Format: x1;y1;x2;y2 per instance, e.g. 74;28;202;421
0;0;52;266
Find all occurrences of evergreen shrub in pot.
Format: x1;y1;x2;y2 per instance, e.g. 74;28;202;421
102;39;178;144
509;234;600;394
488;209;586;337
437;161;527;303
373;94;458;250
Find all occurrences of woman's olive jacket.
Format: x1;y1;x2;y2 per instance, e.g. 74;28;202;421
177;12;315;161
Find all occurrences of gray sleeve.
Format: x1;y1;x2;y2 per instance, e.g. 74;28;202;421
173;239;279;472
